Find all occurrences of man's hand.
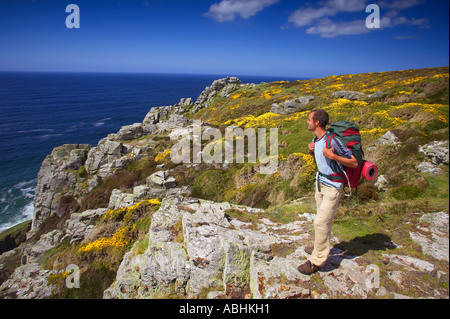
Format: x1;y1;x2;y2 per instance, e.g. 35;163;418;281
322;147;335;160
308;143;315;156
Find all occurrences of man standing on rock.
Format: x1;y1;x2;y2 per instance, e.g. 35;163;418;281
298;109;357;275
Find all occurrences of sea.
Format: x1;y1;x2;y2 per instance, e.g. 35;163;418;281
0;71;301;233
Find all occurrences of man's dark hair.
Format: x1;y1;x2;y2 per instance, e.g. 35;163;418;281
310;109;329;129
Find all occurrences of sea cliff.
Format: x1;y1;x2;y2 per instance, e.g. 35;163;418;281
0;67;448;299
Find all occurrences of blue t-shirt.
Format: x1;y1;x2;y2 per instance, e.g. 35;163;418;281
313;132;352;189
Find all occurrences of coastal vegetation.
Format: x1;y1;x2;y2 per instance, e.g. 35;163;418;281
0;66;448;299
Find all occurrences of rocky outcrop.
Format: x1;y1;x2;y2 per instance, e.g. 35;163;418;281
4;194;449;299
85;134;156;179
331;90;386;101
103;195;309;299
192;77;241;113
0;262;54;299
62;208;108;244
103;196;380;299
416;140;449;175
21;208;108;264
115;123;144;141
418;140;449;165
146;170;177;189
409;212;449;262
30;77;234;238
31;144;91;234
270;96;315;115
374;131;399;146
85;138;127;177
101;194;449;299
23;229;63;263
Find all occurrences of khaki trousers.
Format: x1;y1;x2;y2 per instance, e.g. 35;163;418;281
309;181;343;267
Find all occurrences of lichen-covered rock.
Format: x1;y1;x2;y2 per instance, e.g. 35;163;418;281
62;208;108;243
270;96;315;115
192;77;241;112
0;263;54;299
115;123;144;141
31;144;91;235
103;195;307;299
374;130;399;146
410;212;449;261
418;140;449;165
330;90;386;101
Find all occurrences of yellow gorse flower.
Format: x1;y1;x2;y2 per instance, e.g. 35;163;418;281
78;226;129;253
223;112;281;128
102;199;162;220
155;149;171;162
291;152;316;177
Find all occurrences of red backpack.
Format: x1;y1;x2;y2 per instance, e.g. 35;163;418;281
320;121;378;195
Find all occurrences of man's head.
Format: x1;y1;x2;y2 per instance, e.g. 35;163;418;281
307;109;329;131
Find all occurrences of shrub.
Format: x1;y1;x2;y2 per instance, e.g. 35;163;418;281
80;170;139;211
356;183;379;202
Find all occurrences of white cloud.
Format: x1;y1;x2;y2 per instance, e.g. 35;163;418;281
287;0;430;38
379;0;427;10
380;9;429;28
288;0;367;27
204;0;280;22
306;18;370;38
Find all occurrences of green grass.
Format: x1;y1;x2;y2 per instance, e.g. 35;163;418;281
0;220;31;254
192;168;235;202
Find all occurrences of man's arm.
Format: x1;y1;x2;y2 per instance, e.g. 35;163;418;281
323;148;358;168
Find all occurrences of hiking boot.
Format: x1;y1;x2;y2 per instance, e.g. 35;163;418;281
297;260;320;275
304;245;314;254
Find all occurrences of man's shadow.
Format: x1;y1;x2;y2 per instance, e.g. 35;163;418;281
322;233;397;271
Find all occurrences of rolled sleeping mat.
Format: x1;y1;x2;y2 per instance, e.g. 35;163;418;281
362;161;378;181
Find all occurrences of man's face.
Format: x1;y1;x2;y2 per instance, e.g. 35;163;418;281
307;112;317;131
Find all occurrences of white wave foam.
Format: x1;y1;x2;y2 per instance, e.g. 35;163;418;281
93;121;105;127
0;203;33;234
15;129;55;134
38;134;63;140
21;202;34;218
14;179;37;190
93;117;112;127
13;180;37;199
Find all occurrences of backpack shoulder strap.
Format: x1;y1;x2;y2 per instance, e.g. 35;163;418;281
325;133;335;149
324;133;343;174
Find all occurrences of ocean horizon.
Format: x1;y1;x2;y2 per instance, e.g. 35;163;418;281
0;71;304;233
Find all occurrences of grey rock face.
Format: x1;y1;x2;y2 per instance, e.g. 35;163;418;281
331;90;386;101
270;96;315;115
62;208;108;243
115;123;144;141
415;140;449;175
416;161;442;175
418;140;449;165
104;195;303;299
331;91;366;100
31;144;91;235
374;131;399;146
192;77;242;112
0;263;54;299
85;139;124;177
23;230;63;263
410;212;449;262
104;195;407;299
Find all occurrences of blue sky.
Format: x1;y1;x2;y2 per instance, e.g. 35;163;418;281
0;0;448;78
